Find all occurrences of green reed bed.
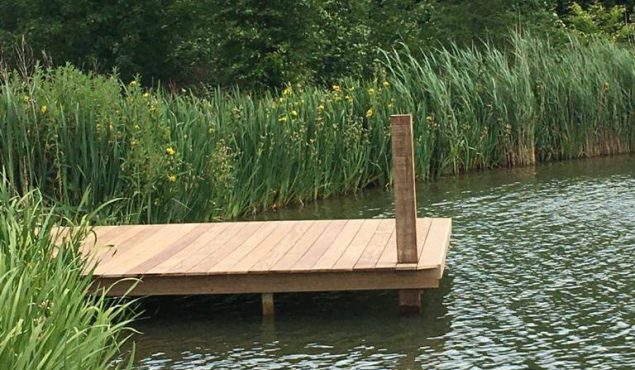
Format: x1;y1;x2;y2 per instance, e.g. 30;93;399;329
1;34;634;223
0;182;134;369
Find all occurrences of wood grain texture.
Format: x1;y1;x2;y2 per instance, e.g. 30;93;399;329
312;219;364;271
94;224;198;275
125;223;214;274
215;221;295;274
91;225;167;273
270;220;330;272
332;219;381;271
354;219;395;270
390;114;418;264
150;222;233;274
418;218;452;274
188;221;266;273
290;220;347;272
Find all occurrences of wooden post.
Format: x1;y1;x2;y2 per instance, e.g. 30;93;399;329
391;114;421;313
262;293;274;316
391;114;418;263
399;290;422;314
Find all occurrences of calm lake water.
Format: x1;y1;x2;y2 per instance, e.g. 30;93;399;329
132;155;634;369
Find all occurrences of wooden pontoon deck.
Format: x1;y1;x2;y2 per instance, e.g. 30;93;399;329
80;114;452;315
84;217;451;297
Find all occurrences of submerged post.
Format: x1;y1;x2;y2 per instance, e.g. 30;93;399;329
390;114;421;313
262;293;274;316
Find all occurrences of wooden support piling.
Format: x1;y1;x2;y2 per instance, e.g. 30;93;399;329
391;114;422;313
399;289;422;314
262;293;275;316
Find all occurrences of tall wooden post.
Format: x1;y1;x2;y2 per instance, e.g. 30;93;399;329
390;114;422;314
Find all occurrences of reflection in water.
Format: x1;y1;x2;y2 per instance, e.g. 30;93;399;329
132;155;635;369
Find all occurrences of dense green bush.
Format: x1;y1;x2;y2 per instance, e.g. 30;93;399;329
182;0;435;88
564;1;635;42
0;0;572;89
0;0;436;88
0;183;135;369
1;34;633;223
0;0;186;84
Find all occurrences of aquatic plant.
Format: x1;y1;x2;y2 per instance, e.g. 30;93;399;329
0;34;633;222
0;182;135;369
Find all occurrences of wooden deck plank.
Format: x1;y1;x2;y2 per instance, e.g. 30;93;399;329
207;222;282;273
94;224;198;275
80;225;130;253
81;225;142;257
270;220;331;272
354;219;395;270
290;220;348;272
150;222;234;274
186;221;265;273
418;218;452;270
166;222;245;274
417;218;434;261
219;221;297;274
312;219;364;271
249;221;315;272
125;223;215;275
332;219;381;271
89;225;165;269
375;230;397;269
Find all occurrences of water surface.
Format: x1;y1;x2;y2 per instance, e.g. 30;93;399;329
133;155;635;369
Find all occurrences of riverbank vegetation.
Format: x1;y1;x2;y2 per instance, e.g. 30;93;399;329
0;183;135;369
1;34;634;223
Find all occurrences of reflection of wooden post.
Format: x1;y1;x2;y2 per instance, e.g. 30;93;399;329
391;114;421;313
262;293;274;316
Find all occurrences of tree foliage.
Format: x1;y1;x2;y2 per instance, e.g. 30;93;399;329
564;1;635;42
1;0;633;88
0;0;188;84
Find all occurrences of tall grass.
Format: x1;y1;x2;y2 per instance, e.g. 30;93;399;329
385;34;635;173
0;181;135;369
1;34;634;223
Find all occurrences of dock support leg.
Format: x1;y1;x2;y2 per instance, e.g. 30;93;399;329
399;289;421;314
262;293;274;317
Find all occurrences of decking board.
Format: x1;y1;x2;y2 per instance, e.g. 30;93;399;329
126;223;214;275
219;221;296;274
90;225;167;272
290;220;348;272
187;221;265;274
150;222;232;274
270;220;331;272
354;219;395;270
311;219;364;271
249;221;314;272
332;219;381;271
95;224;198;275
